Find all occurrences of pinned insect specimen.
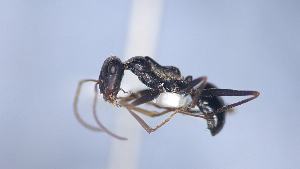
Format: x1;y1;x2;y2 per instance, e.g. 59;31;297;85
74;56;260;140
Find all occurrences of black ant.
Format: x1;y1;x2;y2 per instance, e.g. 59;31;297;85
74;56;259;140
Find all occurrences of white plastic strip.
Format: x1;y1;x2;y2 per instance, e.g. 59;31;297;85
107;0;164;169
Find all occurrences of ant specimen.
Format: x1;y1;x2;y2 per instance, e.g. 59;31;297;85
74;56;259;140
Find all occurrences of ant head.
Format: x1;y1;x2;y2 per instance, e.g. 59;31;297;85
99;56;124;104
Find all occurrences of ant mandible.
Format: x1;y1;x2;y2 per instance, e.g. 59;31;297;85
74;56;260;140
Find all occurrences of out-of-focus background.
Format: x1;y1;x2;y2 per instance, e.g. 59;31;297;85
1;0;299;169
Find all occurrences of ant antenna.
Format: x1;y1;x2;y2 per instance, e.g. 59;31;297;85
93;83;128;140
73;79;103;132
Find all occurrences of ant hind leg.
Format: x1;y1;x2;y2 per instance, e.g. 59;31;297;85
200;89;260;114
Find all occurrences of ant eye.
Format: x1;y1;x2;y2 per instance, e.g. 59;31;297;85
108;64;118;74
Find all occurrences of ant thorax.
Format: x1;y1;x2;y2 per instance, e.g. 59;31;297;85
153;92;192;108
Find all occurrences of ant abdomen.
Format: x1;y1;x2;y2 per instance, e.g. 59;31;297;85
201;83;226;136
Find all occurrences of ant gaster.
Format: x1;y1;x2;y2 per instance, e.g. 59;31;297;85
74;56;260;140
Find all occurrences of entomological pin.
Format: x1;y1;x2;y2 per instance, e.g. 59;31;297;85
74;56;260;140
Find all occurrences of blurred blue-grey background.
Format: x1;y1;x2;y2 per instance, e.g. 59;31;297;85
0;0;299;169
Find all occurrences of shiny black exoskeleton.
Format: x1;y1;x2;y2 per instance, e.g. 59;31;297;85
97;56;259;136
99;56;196;103
200;83;225;136
124;56;189;93
98;57;125;104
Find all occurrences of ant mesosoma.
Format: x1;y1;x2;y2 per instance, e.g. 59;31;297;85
74;56;259;140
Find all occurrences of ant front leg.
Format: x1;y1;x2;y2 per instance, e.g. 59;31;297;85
127;105;173;117
127;108;177;134
118;90;178;133
130;89;160;106
118;89;172;117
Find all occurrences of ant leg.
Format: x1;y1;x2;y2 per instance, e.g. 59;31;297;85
119;88;131;94
131;106;172;117
130;101;206;119
117;89;147;103
127;108;177;134
119;89;205;118
92;83;128;140
118;88;169;104
130;101;206;118
118;93;173;117
118;91;166;111
131;89;160;106
184;76;208;107
121;96;206;118
177;110;207;118
73;79;103;132
191;76;208;95
119;89;207;118
125;103;173;117
189;76;208;90
200;89;260;114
